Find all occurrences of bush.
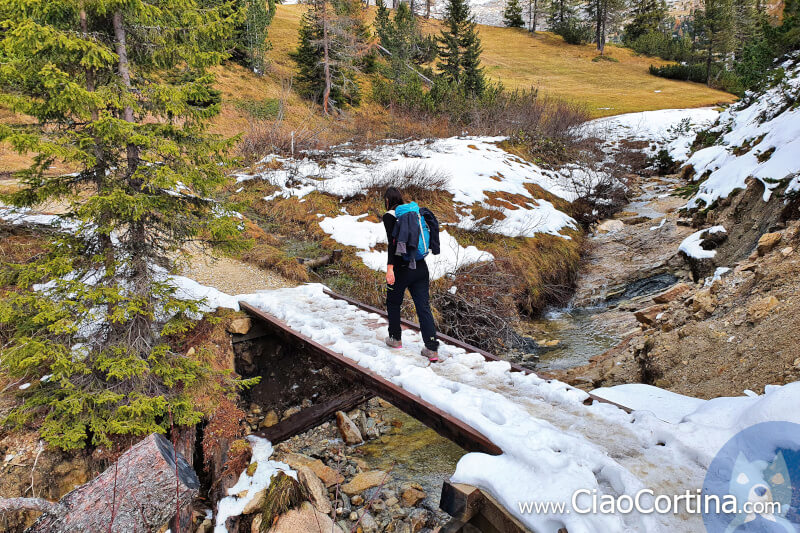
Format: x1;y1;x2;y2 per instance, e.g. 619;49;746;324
552;19;593;45
651;148;677;174
649;62;745;95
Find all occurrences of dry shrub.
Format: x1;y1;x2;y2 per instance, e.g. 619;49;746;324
242;241;309;282
203;397;247;471
238;120;328;163
431;260;520;352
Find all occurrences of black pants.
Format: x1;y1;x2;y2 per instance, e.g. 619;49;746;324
386;260;439;351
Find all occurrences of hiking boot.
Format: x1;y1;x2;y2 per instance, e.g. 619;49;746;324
421;346;439;362
384;336;402;349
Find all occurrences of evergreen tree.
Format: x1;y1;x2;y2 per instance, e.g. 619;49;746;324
696;0;736;84
623;0;668;42
586;0;626;54
437;0;486;95
291;0;369;113
0;0;248;450
548;0;575;26
504;0;526;27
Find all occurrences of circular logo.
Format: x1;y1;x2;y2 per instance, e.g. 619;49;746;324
703;421;800;533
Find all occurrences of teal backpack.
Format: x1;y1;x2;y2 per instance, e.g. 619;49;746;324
394;202;430;261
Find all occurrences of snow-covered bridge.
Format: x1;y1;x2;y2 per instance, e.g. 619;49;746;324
226;283;799;533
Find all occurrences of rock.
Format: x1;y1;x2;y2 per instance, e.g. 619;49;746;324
335;411;364;445
227;316;252;335
271;502;345;533
757;232;782;255
250;515;262;533
197;519;213;533
341;470;389;495
747;295;779;322
298;465;332;515
652;283;691;304
634;304;668;326
691;289;717;315
400;487;426;507
536;339;560;347
281;453;344;487
349;511;358;521
351;495;364;506
596;219;624;234
781;246;794;257
186;346;196;356
408;509;428;532
356;510;379;533
282;406;301;420
260;410;279;429
243;488;266;514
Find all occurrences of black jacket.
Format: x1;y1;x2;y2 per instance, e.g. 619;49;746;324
383;208;440;269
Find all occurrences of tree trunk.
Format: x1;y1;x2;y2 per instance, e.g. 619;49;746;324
112;10;139;180
9;434;199;533
706;39;713;85
595;0;603;51
0;498;62;516
532;0;538;32
321;2;332;116
426;0;431;18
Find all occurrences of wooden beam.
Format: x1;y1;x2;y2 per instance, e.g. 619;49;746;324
240;301;502;455
441;481;535;533
322;289;632;414
254;388;372;443
440;482;484;523
322;289;530;373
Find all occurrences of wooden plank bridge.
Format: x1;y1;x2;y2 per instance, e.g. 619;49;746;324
235;289;632;533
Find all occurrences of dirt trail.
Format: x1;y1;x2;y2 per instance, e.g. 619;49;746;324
178;246;295;295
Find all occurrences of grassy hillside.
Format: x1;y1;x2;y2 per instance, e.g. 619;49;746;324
0;4;735;175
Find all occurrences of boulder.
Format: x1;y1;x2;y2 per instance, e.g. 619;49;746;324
341;470;389;496
652;283;690;304
356;510;379;533
297;466;331;515
634;305;668;326
335;411;364;445
227;317;252;335
690;289;717;315
243;488;266;514
259;411;279;429
596;219;624;234
269;502;345;533
281;453;344;487
400;487;426;507
747;296;779;322
757;232;782;256
251;514;262;533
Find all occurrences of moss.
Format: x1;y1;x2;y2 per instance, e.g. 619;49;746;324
259;471;309;531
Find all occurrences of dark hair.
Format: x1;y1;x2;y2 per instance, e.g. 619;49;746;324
384;187;404;210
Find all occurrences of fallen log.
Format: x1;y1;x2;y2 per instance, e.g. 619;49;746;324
0;433;200;533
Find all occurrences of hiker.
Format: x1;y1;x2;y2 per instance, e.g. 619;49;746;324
382;187;441;362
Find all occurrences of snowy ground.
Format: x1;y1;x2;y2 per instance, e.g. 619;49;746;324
684;54;800;210
171;280;800;533
237;108;716;278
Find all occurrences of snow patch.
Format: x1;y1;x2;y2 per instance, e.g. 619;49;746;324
678;226;726;259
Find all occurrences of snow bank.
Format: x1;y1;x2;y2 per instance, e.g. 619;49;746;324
215;436;295;532
685;55;800;209
591;384;706;424
678;225;726;259
582;108;720;163
319;214;493;279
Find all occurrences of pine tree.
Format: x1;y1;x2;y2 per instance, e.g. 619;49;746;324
437;0;486;95
696;0;736;84
291;0;369;113
504;0;526;27
0;0;248;450
623;0;668;42
586;0;627;54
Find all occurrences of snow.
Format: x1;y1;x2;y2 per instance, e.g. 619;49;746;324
18;383;31;390
591;384;706;424
320;214;493;279
214;436;295;532
582;108;720;162
678;225;726;259
685;56;800;209
237;136;579;241
187;282;800;533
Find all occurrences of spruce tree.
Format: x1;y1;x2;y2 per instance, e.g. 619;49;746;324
291;0;368;113
623;0;668;42
437;0;486;95
697;0;736;84
504;0;526;27
0;0;247;450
